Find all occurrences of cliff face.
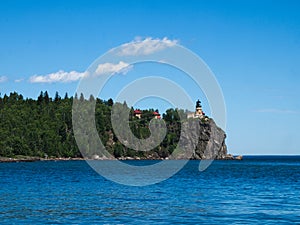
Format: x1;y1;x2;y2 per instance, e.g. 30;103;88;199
170;118;228;160
193;119;227;159
101;116;229;160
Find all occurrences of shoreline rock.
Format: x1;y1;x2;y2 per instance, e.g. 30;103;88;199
235;155;243;160
0;155;243;163
0;157;85;163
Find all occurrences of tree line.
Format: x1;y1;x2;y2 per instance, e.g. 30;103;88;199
0;91;185;159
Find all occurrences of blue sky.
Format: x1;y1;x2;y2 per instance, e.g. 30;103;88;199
0;0;300;155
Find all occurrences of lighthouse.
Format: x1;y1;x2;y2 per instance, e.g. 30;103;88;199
195;99;204;118
187;99;205;119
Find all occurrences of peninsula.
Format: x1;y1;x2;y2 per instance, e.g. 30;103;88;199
0;92;240;162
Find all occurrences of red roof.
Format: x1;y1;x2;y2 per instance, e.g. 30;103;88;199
153;112;160;115
134;109;142;114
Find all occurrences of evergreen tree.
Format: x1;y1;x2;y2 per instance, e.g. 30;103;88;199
0;91;195;159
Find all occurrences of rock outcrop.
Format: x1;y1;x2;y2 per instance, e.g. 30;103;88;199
193;118;228;159
168;117;231;160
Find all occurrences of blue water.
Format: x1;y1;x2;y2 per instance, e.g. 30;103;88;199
1;157;300;224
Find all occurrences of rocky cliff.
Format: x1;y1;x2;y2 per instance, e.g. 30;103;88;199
193;118;228;159
165;118;228;160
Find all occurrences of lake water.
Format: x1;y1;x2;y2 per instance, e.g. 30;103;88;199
1;156;300;224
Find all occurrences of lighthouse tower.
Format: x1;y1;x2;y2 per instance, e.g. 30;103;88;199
195;99;204;118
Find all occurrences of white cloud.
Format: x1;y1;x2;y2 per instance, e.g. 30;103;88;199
116;37;178;56
28;62;131;84
254;108;298;114
95;61;132;75
0;76;8;83
15;78;24;83
27;37;177;83
29;70;87;83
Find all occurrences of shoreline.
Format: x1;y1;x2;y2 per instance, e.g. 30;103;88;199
0;157;85;163
0;155;243;163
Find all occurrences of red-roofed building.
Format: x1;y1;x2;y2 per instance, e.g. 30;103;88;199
134;109;142;119
153;111;161;119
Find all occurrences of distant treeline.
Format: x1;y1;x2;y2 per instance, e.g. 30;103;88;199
0;91;184;158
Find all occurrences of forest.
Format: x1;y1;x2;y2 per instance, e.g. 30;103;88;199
0;91;189;159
